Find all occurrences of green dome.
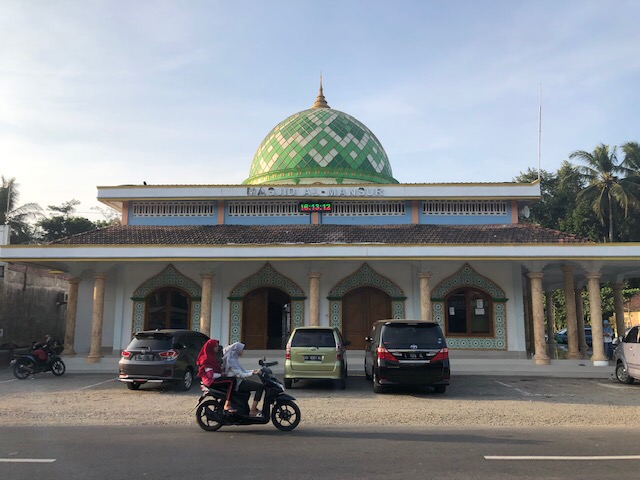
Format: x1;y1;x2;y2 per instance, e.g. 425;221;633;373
244;86;397;185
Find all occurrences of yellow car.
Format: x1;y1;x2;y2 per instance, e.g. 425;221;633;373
284;327;350;389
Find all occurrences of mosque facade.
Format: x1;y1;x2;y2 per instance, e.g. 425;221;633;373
2;83;639;366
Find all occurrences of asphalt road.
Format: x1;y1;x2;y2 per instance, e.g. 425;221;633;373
2;369;640;479
1;425;639;480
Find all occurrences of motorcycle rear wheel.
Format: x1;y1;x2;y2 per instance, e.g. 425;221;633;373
271;399;301;432
51;359;66;376
195;399;224;432
13;360;34;380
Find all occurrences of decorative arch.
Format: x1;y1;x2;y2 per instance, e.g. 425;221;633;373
327;263;406;330
431;263;507;350
227;263;306;344
131;264;202;333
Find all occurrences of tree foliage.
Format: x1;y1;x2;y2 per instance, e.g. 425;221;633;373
0;176;43;244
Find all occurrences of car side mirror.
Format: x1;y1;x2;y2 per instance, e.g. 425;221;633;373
612;337;621;346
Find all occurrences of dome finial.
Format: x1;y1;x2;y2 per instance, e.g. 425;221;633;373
312;74;330;109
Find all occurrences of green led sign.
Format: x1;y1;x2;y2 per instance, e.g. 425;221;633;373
298;202;332;213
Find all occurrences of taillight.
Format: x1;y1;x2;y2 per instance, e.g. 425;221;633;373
285;344;291;360
336;343;342;360
159;349;179;360
376;347;397;362
121;350;132;359
431;348;449;362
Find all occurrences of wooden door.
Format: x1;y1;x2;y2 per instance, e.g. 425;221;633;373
243;289;268;349
342;287;392;349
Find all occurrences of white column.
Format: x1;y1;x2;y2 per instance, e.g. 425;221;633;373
528;272;550;365
62;278;80;355
545;291;555;344
586;272;608;366
575;286;588;358
561;265;581;359
419;272;433;321
87;273;107;363
308;272;322;326
199;273;214;335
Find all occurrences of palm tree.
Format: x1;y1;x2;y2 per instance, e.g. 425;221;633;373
622;141;640;173
568;144;640;242
0;176;43;244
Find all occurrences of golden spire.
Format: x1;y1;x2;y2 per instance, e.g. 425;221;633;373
311;75;330;109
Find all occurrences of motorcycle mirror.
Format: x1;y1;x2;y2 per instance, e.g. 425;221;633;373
259;359;264;366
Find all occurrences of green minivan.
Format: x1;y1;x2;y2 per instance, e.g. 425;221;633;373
284;326;350;389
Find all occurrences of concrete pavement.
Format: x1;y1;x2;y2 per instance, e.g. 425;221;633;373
60;349;615;379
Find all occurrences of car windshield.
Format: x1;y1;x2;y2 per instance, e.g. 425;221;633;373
127;337;172;350
381;324;444;349
291;330;335;348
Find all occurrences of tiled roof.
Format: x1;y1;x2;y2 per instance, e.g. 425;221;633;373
51;224;592;246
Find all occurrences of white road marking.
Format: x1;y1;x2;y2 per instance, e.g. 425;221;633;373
0;379;17;384
597;382;628;389
75;377;118;391
494;380;573;397
485;455;640;461
0;458;56;463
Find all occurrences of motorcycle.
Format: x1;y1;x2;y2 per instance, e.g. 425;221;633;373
194;358;300;432
10;338;66;380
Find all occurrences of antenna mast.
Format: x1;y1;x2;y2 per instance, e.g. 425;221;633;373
537;83;542;181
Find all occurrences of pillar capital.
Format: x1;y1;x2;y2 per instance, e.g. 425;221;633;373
418;272;433;280
200;272;214;280
560;265;575;274
308;271;323;280
93;272;107;280
585;272;601;281
527;271;544;280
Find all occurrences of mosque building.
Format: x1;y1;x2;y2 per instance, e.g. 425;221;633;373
1;82;639;367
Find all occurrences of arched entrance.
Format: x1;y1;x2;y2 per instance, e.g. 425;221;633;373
228;263;306;347
328;263;406;348
131;264;202;334
145;287;191;330
242;287;291;349
342;287;392;349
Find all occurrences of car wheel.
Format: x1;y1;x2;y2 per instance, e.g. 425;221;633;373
373;371;385;394
178;369;194;391
127;382;141;390
284;378;293;389
433;385;447;394
615;362;634;384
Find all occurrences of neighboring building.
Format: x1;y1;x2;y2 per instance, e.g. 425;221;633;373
1;84;639;366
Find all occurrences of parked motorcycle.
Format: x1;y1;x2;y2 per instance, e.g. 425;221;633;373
10;337;65;380
194;358;300;432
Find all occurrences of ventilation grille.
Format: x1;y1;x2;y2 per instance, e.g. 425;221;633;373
131;201;215;217
228;201;303;217
326;201;406;216
423;200;507;215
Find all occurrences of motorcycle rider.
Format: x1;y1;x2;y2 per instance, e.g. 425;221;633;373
32;335;55;364
196;338;235;412
223;342;264;417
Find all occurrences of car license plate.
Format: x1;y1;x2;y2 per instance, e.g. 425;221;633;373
303;355;323;361
136;354;154;361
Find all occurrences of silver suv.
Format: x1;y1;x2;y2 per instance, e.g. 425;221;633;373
613;325;640;384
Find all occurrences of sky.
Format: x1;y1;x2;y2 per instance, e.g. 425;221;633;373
1;0;639;220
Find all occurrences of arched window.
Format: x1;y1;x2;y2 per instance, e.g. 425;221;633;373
145;287;191;330
445;288;492;336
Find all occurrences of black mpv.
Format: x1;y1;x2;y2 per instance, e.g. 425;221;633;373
364;320;450;394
